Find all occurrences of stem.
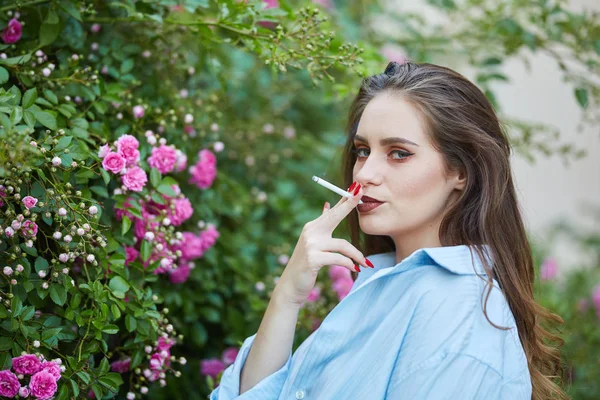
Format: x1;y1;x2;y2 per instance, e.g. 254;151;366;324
0;0;50;12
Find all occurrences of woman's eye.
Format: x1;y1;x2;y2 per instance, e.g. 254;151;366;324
352;147;412;160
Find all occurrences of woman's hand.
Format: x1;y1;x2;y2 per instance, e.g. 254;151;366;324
273;182;374;307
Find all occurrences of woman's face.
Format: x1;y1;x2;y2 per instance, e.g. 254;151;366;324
352;91;465;254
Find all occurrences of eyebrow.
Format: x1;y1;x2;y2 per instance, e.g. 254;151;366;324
353;135;419;147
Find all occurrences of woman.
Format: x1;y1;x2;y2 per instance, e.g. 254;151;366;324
210;62;567;400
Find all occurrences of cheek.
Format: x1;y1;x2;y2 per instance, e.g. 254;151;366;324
393;162;446;200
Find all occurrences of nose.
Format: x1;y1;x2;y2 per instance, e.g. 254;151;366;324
353;153;384;187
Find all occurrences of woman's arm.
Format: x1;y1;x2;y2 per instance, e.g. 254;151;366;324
239;287;301;394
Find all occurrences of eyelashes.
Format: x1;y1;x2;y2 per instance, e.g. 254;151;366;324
351;146;414;161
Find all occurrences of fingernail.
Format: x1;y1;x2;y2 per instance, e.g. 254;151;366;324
353;184;361;196
365;258;374;268
354;264;360;272
348;182;357;192
323;201;329;212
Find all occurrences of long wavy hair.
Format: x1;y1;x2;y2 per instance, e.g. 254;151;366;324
341;61;567;400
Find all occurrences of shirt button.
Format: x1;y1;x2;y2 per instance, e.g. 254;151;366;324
295;390;305;399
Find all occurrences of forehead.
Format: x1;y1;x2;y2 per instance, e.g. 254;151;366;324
356;91;428;145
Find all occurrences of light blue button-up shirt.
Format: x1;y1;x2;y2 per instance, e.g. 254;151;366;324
210;245;532;399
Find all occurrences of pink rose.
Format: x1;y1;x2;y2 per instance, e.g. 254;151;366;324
148;145;178;174
2;19;22;44
116;135;140;166
124;247;139;266
332;277;354;301
121;166;148;192
98;144;110;159
20;220;38;238
306;286;321;303
540;257;558;281
149;354;164;370
222;348;239;366
156;337;174;352
328;265;351;282
188;149;217;189
0;369;20;397
169;264;191;284
28;370;57;400
102;152;126;174
21;196;38;210
592;285;600;311
200;359;225;379
40;361;61;381
110;358;130;373
169;197;193;226
132;105;144;119
258;0;279;29
175;150;187;172
19;386;30;398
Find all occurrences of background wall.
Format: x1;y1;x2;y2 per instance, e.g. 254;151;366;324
382;0;600;273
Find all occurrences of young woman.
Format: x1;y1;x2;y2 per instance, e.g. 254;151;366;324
210;62;567;400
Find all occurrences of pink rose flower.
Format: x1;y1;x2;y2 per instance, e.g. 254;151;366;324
200;359;225;379
20;220;38;238
98;144;110;159
19;386;30;398
0;369;20;397
258;0;279;29
40;361;61;381
169;197;193;226
121;166;148;192
380;43;407;64
169;264;191;284
540;257;558;281
110;358;130;373
222;348;239;366
102;152;126;174
177;232;204;261
29;370;58;400
175;150;187;172
592;285;600;311
306;286;321;303
328;265;351;282
2;19;22;44
116;135;140;166
124;247;139;266
21;196;38;210
149;354;164;370
132;105;145;119
188;149;217;189
148;145;178;174
332;277;354;301
157;337;174;352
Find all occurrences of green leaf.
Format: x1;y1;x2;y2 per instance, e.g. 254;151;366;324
49;284;67;306
0;66;9;85
77;371;91;385
150;168;161;187
120;59;134;74
10;106;22;125
22;88;37;109
111;304;121;319
125;315;137;332
575;87;588;108
31;109;57;130
60;0;82;21
55;384;69;400
91;384;103;400
43;89;58;105
54;135;72;151
101;168;110;185
141;240;151;262
42;327;62;341
101;324;119;335
39;19;61;47
70;379;80;398
35;256;49;272
23;110;36;128
109;276;130;293
0;337;13;351
122;215;132;235
21;306;35;321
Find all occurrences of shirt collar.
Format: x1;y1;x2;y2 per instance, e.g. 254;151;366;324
369;244;493;276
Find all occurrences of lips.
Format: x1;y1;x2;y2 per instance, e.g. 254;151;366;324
361;195;383;203
357;195;384;213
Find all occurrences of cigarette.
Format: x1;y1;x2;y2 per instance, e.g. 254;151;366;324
311;176;364;205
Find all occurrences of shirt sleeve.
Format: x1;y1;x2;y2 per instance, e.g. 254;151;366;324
385;352;530;400
209;333;292;400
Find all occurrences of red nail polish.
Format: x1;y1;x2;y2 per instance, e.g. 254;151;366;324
348;182;357;192
354;264;360;272
365;259;374;268
353;184;361;196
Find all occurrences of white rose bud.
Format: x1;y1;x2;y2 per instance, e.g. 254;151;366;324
184;114;193;124
89;205;98;215
58;208;67;216
64;235;72;243
76;228;85;236
38;270;47;278
144;232;154;241
53;231;62;240
33;340;40;348
86;254;95;262
42;282;49;289
51;156;61;166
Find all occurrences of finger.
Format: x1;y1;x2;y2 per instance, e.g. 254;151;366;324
314;238;372;268
316;252;360;273
322;201;330;214
320;183;363;232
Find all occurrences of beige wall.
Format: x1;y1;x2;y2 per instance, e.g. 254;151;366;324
380;0;600;271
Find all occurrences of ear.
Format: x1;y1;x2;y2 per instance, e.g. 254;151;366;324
453;168;467;191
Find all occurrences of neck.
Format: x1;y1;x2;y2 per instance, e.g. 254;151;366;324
392;219;444;265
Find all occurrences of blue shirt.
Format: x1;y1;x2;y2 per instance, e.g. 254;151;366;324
210;244;532;400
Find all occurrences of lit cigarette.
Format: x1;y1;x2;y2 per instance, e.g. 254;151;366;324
311;176;364;205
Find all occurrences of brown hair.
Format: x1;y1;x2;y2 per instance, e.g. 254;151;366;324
341;61;567;400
